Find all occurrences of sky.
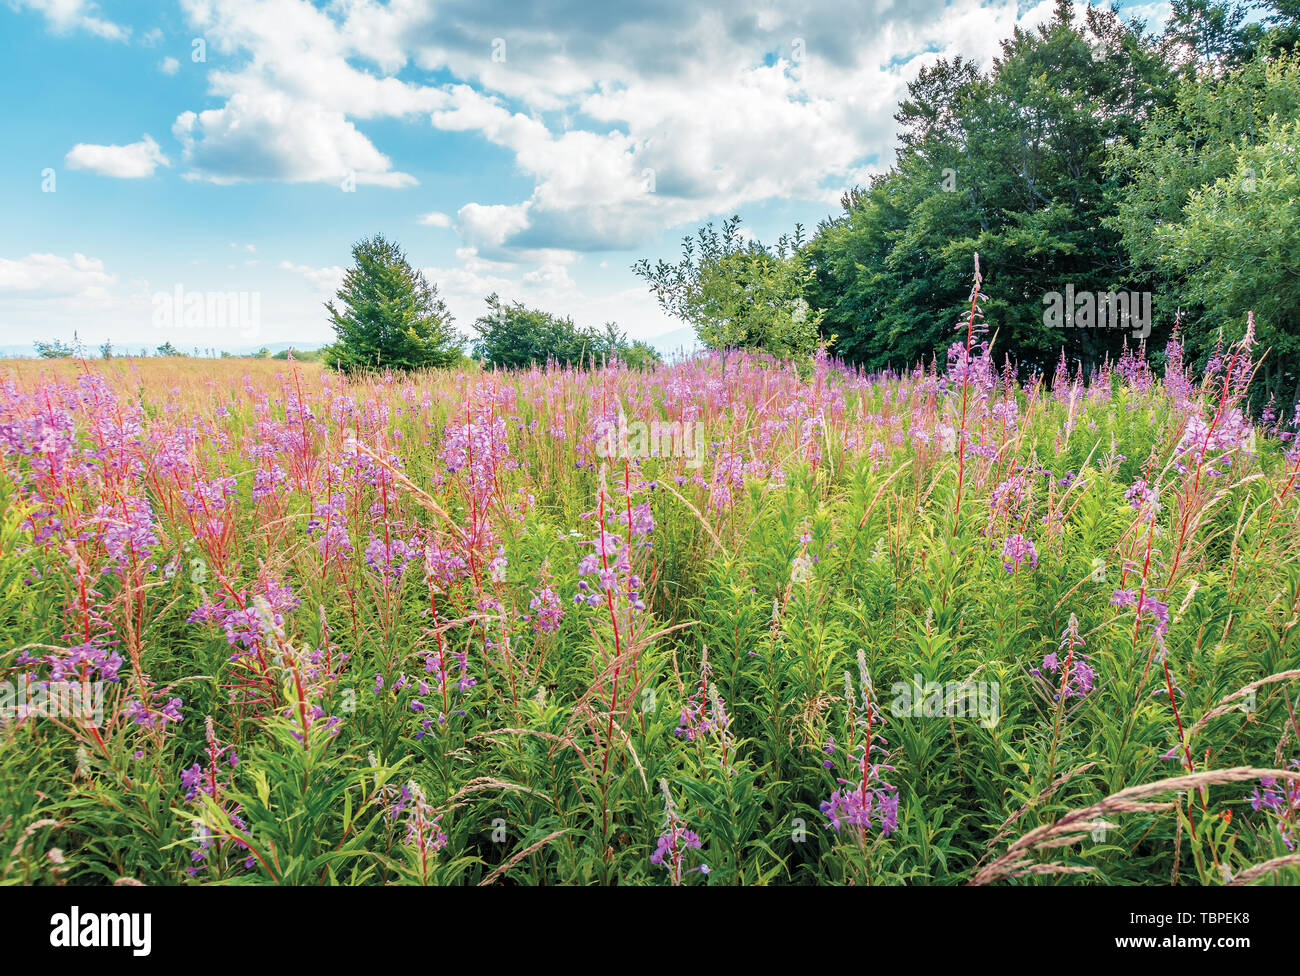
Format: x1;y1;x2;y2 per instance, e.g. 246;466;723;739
0;0;1173;354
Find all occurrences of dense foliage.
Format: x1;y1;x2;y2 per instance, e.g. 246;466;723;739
634;218;822;359
472;296;661;371
644;1;1300;412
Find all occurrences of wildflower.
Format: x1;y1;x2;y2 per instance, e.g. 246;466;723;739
526;585;564;633
1246;763;1300;851
1031;614;1095;699
651;780;708;884
822;657;899;839
1001;533;1038;573
820;784;900;837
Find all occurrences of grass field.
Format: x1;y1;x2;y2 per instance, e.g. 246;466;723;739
1;334;1298;885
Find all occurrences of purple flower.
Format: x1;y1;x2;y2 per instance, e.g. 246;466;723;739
1001;533;1038;574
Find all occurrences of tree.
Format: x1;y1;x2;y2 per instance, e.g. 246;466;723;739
99;340;114;359
471;294;596;368
34;339;74;358
804;3;1173;373
633;216;822;358
616;340;663;371
1155;116;1300;407
1110;51;1300;402
155;341;183;356
325;234;463;373
1161;0;1259;73
588;322;663;369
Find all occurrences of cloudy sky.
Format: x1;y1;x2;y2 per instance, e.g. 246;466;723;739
0;0;1170;353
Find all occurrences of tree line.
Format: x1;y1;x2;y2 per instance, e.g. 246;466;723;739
635;0;1300;409
323;235;660;373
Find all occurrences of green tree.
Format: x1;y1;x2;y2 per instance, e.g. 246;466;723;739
1160;0;1260;73
617;340;663;370
471;294;596;368
1109;51;1300;401
588;321;664;369
805;3;1173;373
33;339;74;359
325;235;463;373
155;341;184;356
1155;116;1300;406
633;216;823;359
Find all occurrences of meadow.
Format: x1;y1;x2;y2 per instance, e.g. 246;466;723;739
1;323;1298;886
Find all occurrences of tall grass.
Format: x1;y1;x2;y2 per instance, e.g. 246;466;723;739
0;329;1297;885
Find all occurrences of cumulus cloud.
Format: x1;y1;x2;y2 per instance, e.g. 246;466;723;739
0;252;117;300
65;135;170;178
419;211;453;227
166;0;1086;259
279;261;346;294
172;91;416;187
12;0;128;41
159;56;180;74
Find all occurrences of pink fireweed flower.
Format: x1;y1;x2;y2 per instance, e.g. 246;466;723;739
821;782;900;837
48;639;122;685
189;578;301;656
651;780;708;884
364;532;419;581
674;648;731;755
1001;533;1038;573
622;500;655;541
389;781;448;863
526;585;565;634
573;525;645;612
1031;614;1095;699
182;717;254;877
125;693;184;728
1124;478;1160;518
306;495;353;559
1111;589;1170;637
90;496;158;572
423;541;469;590
823;654;899;839
413;648;476;732
1246;762;1300;851
272;639;344;741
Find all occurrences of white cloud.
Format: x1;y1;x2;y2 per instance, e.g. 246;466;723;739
65;135;170;179
160;0;1079;256
173;91;416;187
419;211;452;228
160;56;180;75
13;0;128;42
279;261;345;294
0;252;117;301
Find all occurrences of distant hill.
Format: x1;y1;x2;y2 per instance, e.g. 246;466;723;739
646;325;701;359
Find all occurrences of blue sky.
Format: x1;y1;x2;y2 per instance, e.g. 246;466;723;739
0;0;1172;353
